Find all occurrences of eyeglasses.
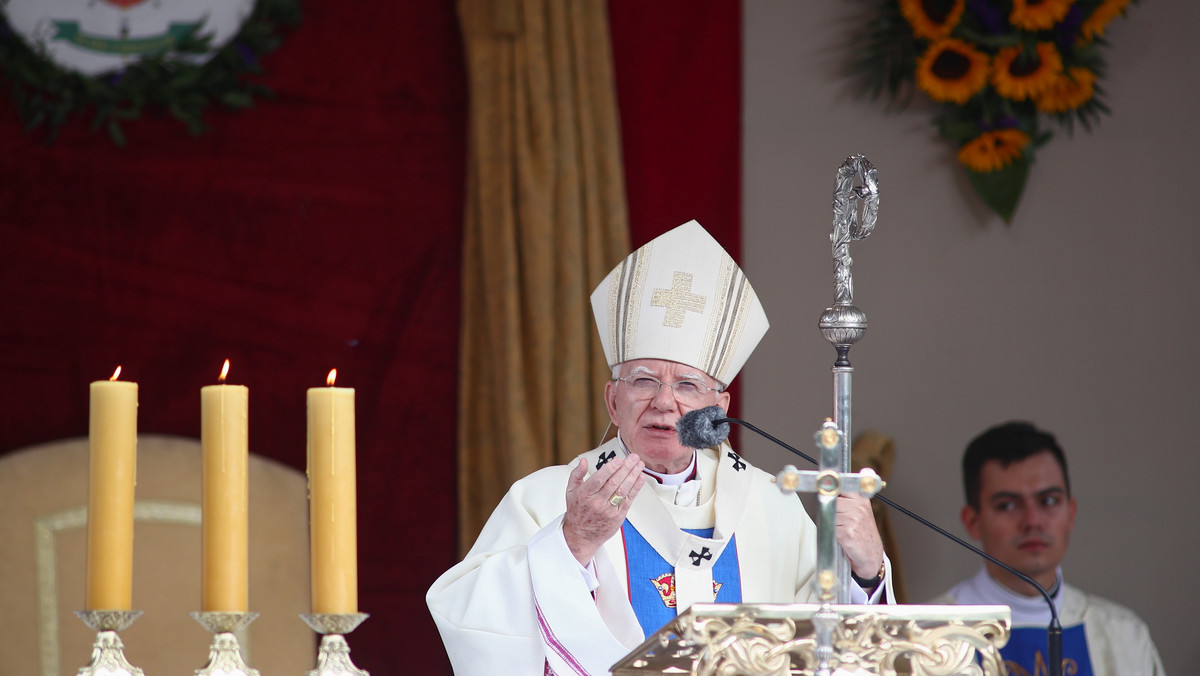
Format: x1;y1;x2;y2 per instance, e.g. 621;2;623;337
615;375;721;403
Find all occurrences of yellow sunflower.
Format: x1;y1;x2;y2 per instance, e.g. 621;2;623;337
900;0;966;40
958;129;1032;173
1035;67;1097;113
1081;0;1132;40
916;38;990;104
1009;0;1075;31
991;42;1063;101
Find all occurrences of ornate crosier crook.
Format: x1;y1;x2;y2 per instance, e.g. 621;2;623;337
830;155;878;309
817;154;879;606
821;155;879;368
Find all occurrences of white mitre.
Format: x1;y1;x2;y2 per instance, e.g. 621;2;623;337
590;220;769;386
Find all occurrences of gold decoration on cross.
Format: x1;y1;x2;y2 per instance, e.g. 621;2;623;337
651;272;706;328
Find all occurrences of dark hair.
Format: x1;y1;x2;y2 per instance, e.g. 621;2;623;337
962;421;1069;509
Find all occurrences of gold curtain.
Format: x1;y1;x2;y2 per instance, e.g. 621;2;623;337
851;430;908;603
456;0;630;554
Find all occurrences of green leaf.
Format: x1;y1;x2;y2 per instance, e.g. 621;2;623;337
966;158;1031;223
938;119;985;144
107;117;127;147
953;25;1022;50
219;90;254;108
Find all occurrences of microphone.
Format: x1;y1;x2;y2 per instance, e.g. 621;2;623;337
676;404;730;449
677;406;1063;676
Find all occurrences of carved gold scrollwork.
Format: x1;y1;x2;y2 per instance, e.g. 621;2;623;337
690;614;798;675
681;611;1008;676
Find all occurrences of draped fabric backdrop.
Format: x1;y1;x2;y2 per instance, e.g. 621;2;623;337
0;1;741;674
456;0;630;555
0;5;467;673
455;0;745;551
608;0;745;432
609;1;741;259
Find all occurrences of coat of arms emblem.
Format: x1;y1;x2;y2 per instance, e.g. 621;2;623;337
1;0;255;76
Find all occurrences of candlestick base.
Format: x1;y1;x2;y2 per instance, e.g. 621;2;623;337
74;610;145;676
299;613;369;676
190;611;261;676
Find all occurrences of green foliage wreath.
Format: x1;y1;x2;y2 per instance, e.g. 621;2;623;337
0;0;301;146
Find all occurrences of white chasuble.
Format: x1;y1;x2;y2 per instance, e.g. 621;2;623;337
428;439;882;676
936;567;1166;676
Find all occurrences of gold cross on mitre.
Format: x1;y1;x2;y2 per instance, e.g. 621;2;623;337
651;271;706;328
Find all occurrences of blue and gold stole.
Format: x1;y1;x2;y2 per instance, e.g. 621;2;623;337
621;522;742;638
1000;625;1093;676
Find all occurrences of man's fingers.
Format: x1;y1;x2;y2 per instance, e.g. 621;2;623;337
566;457;588;493
604;454;644;492
837;494;871;519
834;494;884;578
583;455;624;495
585;453;644;497
613;458;646;500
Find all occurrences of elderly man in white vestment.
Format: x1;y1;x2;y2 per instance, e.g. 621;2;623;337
427;221;894;676
934;421;1165;675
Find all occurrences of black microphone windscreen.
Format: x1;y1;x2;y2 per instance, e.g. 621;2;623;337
677;406;731;449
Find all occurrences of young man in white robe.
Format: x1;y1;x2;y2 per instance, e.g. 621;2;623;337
934;421;1165;675
427;221;894;676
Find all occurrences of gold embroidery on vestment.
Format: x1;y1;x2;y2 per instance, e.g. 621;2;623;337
651;272;706;328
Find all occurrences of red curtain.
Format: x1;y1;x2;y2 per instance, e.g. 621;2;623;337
610;0;744;423
0;1;738;673
0;3;467;673
610;0;741;257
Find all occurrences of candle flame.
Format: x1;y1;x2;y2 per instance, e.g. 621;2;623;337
326;369;337;386
219;359;231;383
110;366;122;381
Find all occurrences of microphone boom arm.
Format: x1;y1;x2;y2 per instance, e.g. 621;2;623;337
715;415;1063;675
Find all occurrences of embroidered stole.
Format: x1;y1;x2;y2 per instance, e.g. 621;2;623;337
1001;625;1093;676
619;443;754;638
623;524;741;637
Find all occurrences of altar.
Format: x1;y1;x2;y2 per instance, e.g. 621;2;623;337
612;602;1011;676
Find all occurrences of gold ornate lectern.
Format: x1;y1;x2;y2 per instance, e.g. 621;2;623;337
611;603;1010;676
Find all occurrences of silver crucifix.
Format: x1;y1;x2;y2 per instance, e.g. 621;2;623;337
776;420;884;675
776;420;884;602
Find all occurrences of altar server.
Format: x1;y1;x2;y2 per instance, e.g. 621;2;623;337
935;421;1165;675
428;220;892;675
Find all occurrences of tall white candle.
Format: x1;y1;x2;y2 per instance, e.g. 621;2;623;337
85;366;138;611
200;359;249;612
307;369;358;614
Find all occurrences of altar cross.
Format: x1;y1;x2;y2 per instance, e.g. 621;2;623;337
775;419;883;603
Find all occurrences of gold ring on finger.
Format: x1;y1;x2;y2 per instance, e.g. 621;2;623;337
609;492;627;507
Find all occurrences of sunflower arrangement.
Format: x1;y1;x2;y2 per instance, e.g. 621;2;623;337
849;0;1136;221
